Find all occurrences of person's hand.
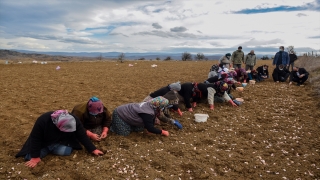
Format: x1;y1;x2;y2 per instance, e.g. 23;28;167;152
161;130;169;136
92;149;104;156
100;127;108;139
243;80;246;83
188;108;193;112
276;81;279;83
289;82;292;85
25;158;41;168
209;104;214;110
299;74;305;78
173;120;183;129
87;130;101;141
229;100;238;107
192;102;197;107
176;108;183;116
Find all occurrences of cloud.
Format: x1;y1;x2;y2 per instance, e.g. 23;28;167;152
20;33;103;44
170;26;188;32
152;23;162;29
197;30;202;33
309;35;320;38
239;38;285;47
109;32;129;37
133;30;197;38
297;13;308;17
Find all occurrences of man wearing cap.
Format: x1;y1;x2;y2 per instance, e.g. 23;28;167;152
219;53;232;68
71;96;112;141
231;46;245;69
16;110;104;168
273;46;290;68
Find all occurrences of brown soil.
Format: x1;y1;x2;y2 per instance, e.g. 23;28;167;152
0;60;319;179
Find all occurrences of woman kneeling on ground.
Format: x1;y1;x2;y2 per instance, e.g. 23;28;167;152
15;110;104;168
72;96;112;141
110;96;176;136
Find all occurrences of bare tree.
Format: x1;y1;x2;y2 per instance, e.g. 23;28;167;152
195;53;205;60
138;57;145;60
156;57;161;60
97;53;103;60
182;52;192;61
118;53;125;63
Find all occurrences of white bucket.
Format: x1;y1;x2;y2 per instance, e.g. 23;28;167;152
249;80;256;85
194;114;209;122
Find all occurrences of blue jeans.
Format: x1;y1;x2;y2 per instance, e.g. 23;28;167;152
24;143;73;161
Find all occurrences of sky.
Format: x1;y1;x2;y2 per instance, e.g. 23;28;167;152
0;0;319;55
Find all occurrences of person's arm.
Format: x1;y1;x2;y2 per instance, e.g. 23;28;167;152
254;55;257;66
207;87;216;107
231;52;235;64
139;113;162;134
157;111;170;123
302;68;309;76
223;91;231;102
75;119;97;153
28;118;45;158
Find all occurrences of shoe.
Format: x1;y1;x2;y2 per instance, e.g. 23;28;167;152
296;83;301;86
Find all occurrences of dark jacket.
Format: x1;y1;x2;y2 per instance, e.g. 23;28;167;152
235;68;248;82
178;83;195;109
16;111;96;158
256;66;269;77
71;103;112;130
192;83;215;102
272;67;290;81
149;86;171;98
290;68;309;81
289;54;298;64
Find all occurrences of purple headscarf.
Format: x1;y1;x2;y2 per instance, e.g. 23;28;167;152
51;110;76;132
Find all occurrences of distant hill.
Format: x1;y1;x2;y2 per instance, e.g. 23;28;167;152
1;49;275;61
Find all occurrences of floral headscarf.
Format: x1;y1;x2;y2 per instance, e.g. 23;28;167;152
148;96;169;109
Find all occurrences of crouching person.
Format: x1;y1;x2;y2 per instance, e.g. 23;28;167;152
72;96;112;141
110;97;171;136
256;65;269;82
272;64;290;83
289;66;309;86
15;110;104;168
143;81;181;101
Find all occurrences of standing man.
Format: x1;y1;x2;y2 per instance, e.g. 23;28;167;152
231;46;244;69
273;46;290;68
244;50;257;71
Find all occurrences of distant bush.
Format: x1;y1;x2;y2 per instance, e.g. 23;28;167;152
182;52;192;61
156;57;161;60
138;57;145;60
195;53;205;60
118;53;125;63
164;56;172;61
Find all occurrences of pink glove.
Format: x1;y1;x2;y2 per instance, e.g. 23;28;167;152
161;130;169;136
92;149;104;156
87;130;101;141
209;104;214;110
100;127;108;139
228;100;238;107
176;108;183;116
192;102;197;107
188;108;193;112
25;157;41;168
243;80;247;83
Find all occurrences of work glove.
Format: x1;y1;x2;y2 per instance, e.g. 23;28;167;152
92;149;104;156
192;102;197;107
100;127;108;139
87;130;101;141
25;157;41;168
173;120;183;129
243;80;247;83
176;108;183;116
161;130;169;136
209;104;214;110
188;108;193;112
228;100;238;107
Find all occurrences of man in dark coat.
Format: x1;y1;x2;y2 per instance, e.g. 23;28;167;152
272;64;290;83
256;65;269;82
289;66;309;86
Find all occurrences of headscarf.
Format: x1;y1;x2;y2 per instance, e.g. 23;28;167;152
87;96;104;115
168;81;181;91
51;110;76;132
148;96;169;109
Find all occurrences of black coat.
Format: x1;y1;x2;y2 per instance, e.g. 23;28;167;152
256;66;269;77
178;83;194;108
290;68;309;81
272;67;290;81
289;54;298;64
16;111;96;158
149;86;171;98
